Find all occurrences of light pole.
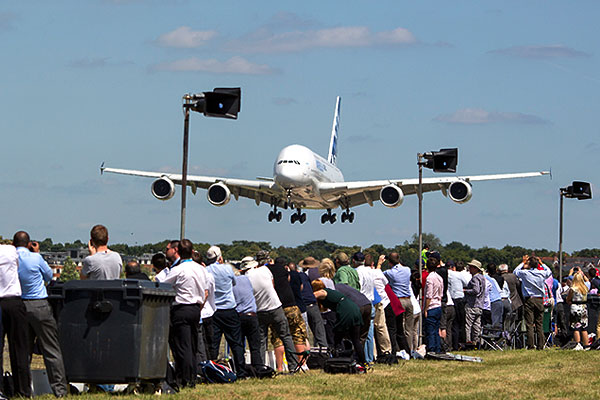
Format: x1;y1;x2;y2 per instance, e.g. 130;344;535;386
416;148;458;345
179;88;241;240
558;181;592;282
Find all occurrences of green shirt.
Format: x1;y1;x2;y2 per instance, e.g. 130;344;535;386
333;265;361;291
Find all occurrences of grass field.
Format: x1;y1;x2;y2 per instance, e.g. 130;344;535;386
12;349;600;399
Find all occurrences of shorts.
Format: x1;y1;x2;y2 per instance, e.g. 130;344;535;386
271;305;307;347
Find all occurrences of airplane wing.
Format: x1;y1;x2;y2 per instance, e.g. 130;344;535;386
101;166;286;206
317;171;550;208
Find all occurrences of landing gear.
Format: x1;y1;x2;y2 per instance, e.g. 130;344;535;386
268;208;282;222
321;209;337;224
341;209;355;223
291;208;306;224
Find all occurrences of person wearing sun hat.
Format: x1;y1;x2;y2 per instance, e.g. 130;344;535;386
463;259;486;346
299;256;321;281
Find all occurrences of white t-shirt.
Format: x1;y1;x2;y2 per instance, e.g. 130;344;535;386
247;265;282;312
161;260;209;305
372;269;390;308
201;270;216;319
82;251;122;280
355;265;375;302
0;245;21;298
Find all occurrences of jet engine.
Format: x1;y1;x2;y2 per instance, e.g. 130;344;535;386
448;180;473;204
207;182;231;206
151;177;175;201
380;184;404;208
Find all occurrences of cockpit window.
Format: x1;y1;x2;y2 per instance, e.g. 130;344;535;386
277;160;300;165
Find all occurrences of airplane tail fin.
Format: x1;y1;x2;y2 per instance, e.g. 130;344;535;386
327;96;341;165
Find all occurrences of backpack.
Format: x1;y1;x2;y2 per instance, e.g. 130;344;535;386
244;364;276;379
375;352;398;365
323;357;360;374
198;361;237;384
306;346;331;370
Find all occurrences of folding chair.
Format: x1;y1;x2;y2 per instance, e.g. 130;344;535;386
291;350;311;374
480;325;506;351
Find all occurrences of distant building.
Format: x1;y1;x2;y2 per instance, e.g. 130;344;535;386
42;247;89;267
541;256;600;275
42;249;154;280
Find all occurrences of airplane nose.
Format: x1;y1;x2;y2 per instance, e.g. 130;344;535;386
275;164;307;188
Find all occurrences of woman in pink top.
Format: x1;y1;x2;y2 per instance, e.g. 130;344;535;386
424;258;444;353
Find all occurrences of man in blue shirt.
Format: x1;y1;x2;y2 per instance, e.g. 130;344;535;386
383;252;414;354
205;246;247;378
233;259;262;366
14;231;68;397
514;255;552;350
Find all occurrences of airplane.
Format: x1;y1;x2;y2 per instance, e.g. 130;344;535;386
101;96;550;224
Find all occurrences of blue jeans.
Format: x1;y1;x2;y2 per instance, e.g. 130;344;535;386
364;306;376;363
424;307;442;353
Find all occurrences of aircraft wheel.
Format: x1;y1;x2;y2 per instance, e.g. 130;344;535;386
276;211;282;222
268;211;274;222
330;214;336;224
349;212;355;223
321;214;328;224
341;213;347;223
291;214;297;224
300;213;306;224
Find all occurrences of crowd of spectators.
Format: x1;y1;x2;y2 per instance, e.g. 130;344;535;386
1;228;599;397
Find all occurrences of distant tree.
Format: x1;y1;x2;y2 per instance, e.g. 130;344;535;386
572;249;600;258
474;247;505;267
60;257;79;281
406;233;443;251
298;240;340;260
39;238;53;252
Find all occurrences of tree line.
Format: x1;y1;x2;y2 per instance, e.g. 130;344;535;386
15;234;598;271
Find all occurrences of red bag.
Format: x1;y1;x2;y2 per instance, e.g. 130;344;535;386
384;284;405;316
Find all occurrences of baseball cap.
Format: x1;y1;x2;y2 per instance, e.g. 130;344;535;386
353;252;365;262
206;245;222;261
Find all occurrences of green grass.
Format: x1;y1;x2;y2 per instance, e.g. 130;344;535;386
20;349;600;399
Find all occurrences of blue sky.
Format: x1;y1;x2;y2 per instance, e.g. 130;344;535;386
1;1;598;252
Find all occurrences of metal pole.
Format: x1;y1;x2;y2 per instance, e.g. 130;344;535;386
558;190;564;283
417;154;423;346
180;106;190;240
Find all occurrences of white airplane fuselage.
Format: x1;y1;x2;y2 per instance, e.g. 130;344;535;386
273;144;344;209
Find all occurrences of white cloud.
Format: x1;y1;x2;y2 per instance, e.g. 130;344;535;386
151;56;277;75
488;44;590;59
231;26;417;53
433;108;550;125
156;26;217;48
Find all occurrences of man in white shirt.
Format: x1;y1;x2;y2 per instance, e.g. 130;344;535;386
447;261;468;350
353;252;375;362
0;244;32;397
246;250;298;372
158;239;209;388
370;254;392;356
199;264;216;362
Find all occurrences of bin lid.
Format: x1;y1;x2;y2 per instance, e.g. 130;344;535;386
49;279;176;298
